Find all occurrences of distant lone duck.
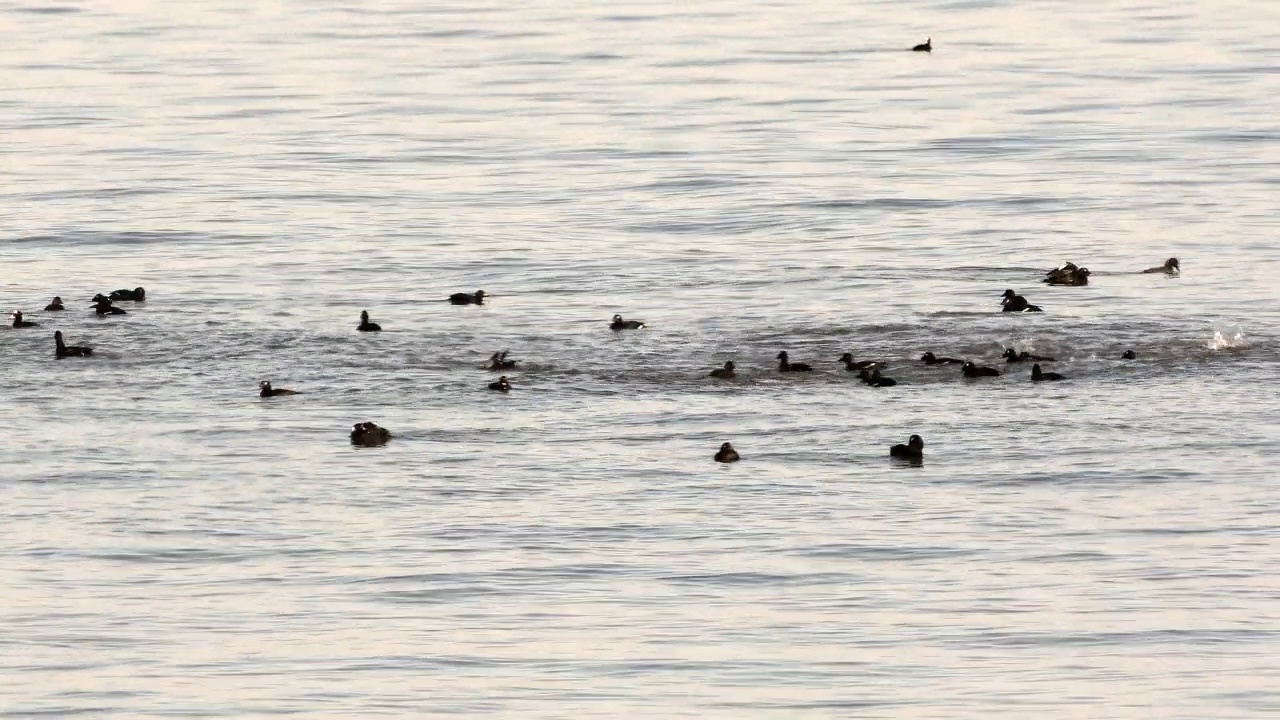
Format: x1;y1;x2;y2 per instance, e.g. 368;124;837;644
715;442;740;463
259;380;301;397
962;361;1000;377
709;361;736;379
839;352;881;371
890;434;924;461
485;351;518;371
54;330;92;358
921;351;963;365
610;314;645;330
350;422;391;447
776;351;812;372
1122;350;1137;360
44;297;65;312
1142;257;1180;275
109;287;146;301
912;37;932;52
860;367;898;387
91;297;126;315
449;290;486;305
1031;363;1065;382
357;310;381;332
1003;348;1056;363
1000;289;1043;312
10;311;38;328
488;376;511;393
1044;262;1091;286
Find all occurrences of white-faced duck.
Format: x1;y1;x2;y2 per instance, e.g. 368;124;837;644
776;351;812;372
1044;263;1090;286
44;297;65;312
109;287;145;301
714;442;740;463
350;421;391;447
890;434;924;461
91;297;126;316
610;314;645;330
860;367;898;387
920;351;963;365
449;290;486;305
10;311;38;328
1142;257;1179;275
1000;289;1042;312
1031;363;1065;382
962;361;1000;377
54;330;92;358
709;361;736;379
485;351;518;371
839;352;881;371
357;310;381;332
259;380;301;397
1003;348;1055;363
1122;350;1137;360
488;376;511;393
912;37;931;52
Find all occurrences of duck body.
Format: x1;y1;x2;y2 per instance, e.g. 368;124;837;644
110;287;146;301
54;330;92;358
488;376;511;393
259;381;301;397
714;442;740;463
920;352;963;365
91;298;126;315
1000;289;1043;312
839;352;881;371
1122;350;1137;360
350;422;391;446
912;37;931;52
449;290;486;305
1044;263;1090;286
1003;348;1055;363
485;351;518;371
44;297;65;312
962;361;1000;377
357;310;381;332
1031;364;1065;382
890;434;924;461
776;351;812;372
709;361;736;379
11;311;38;328
1142;258;1180;275
860;367;897;387
610;314;645;330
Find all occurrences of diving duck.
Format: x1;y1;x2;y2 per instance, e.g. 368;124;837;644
91;297;126;315
44;297;64;311
10;311;38;328
1031;364;1065;382
449;290;486;305
714;442;740;463
709;361;736;379
1142;258;1179;275
610;314;645;330
1003;348;1055;363
485;351;518;371
488;376;511;393
109;287;146;301
54;330;92;358
350;422;391;446
259;381;301;397
920;351;963;365
962;361;1000;377
776;351;812;372
357;310;381;332
1000;289;1042;312
890;434;924;461
838;352;881;371
912;37;931;52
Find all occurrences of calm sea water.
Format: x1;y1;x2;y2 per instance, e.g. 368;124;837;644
3;0;1279;717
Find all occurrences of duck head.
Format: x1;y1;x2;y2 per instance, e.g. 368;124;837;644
1166;258;1179;272
907;435;924;452
1000;289;1017;304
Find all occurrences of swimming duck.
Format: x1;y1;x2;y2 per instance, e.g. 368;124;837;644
259;381;301;397
54;330;92;358
776;351;812;372
109;287;146;301
890;434;924;461
1031;363;1065;381
920;351;963;365
714;442;740;463
357;310;381;332
839;352;881;371
484;351;518;371
610;314;645;330
912;37;931;52
350;422;391;447
709;361;736;379
44;297;64;312
1043;263;1090;286
860;367;898;387
488;376;511;393
1000;289;1043;312
962;361;1000;377
1122;350;1137;360
10;311;38;328
1002;348;1056;363
91;297;126;315
449;290;486;305
1142;257;1179;274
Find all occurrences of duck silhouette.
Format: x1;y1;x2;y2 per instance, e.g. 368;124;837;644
485;351;518;370
714;442;740;463
610;314;645;330
350;422;391;447
839;352;881;371
1031;364;1065;382
1003;349;1055;363
962;361;1000;378
10;311;38;328
921;351;963;365
54;330;92;358
890;434;924;461
357;310;381;332
912;37;931;52
44;297;64;312
709;361;736;379
776;351;812;372
1000;289;1043;312
449;290;486;305
488;376;511;393
259;381;301;397
1142;258;1180;275
109;287;146;301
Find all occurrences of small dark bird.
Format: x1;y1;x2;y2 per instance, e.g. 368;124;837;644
1044;262;1091;286
350;422;391;447
860;367;898;387
776;351;812;372
839;352;881;371
109;287;146;301
1000;289;1043;312
10;311;38;328
714;442;740;463
449;290;486;305
912;37;931;52
1003;348;1055;363
54;330;92;358
259;381;301;397
488;376;511;393
357;310;381;332
610;314;645;330
920;351;963;365
485;351;518;371
962;361;1000;377
44;297;65;311
1141;258;1179;275
1122;350;1137;360
91;297;126;315
1031;364;1065;382
709;361;736;379
890;434;924;461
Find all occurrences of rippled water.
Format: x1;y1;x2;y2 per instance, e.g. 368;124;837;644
3;0;1280;717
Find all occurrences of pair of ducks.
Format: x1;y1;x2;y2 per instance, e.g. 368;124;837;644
1044;258;1179;286
709;352;897;385
717;435;926;464
959;360;1064;381
354;292;489;331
